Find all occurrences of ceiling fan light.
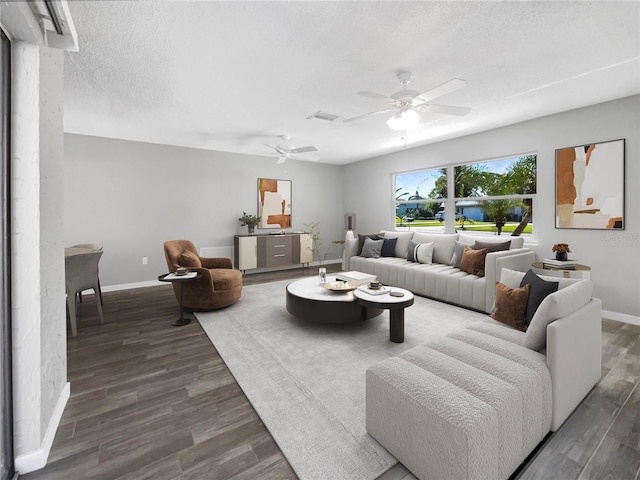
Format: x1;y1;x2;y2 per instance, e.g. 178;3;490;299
387;109;419;131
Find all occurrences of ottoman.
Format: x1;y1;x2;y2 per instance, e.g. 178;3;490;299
366;321;552;480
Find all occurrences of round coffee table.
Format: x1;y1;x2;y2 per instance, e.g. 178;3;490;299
354;287;414;343
286;276;383;323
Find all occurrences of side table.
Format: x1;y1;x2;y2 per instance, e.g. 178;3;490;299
158;272;202;326
354;287;414;343
532;262;591;279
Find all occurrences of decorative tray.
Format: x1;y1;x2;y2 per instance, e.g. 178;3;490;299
322;281;359;293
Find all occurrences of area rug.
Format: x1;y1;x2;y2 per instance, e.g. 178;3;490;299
195;280;486;480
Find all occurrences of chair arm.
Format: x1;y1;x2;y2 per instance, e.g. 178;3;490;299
483;249;535;312
200;257;233;269
547;297;601;431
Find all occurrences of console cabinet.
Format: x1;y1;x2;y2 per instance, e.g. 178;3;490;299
234;233;313;273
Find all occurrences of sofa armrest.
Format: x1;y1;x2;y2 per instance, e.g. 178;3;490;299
483;249;536;312
342;238;359;270
546;297;601;431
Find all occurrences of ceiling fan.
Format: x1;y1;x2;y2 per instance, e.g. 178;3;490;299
264;136;318;164
344;72;470;130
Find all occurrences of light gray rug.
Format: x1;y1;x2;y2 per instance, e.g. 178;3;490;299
196;280;486;480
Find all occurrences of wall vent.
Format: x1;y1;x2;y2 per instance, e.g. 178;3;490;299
306;111;339;122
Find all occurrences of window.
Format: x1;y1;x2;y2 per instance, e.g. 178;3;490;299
393;155;536;236
394;168;445;229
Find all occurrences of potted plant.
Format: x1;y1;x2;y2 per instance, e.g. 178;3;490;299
239;212;260;235
552;243;571;261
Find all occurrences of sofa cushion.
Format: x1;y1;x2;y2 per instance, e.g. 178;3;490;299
380;237;398;257
520;270;558;326
411;232;458;265
379;230;414;258
490;282;530;332
361;237;384;258
416;242;434;264
358;233;381;255
523;280;594;351
460;246;488;277
451;239;475;268
178;251;202;268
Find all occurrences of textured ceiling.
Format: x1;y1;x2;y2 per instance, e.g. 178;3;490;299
64;1;640;165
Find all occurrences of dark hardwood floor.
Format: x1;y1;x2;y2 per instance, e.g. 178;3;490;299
20;264;640;480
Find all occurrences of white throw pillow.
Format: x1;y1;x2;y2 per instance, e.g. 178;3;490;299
416;242;434;264
379;230;414;258
499;268;526;289
522;280;594;351
411;232;459;265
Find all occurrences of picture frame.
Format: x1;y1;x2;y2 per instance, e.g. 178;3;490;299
257;178;292;229
555;138;625;230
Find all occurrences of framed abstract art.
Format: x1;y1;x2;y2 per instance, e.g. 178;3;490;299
555;139;625;230
257;178;292;229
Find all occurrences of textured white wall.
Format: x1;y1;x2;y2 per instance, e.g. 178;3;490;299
63;136;344;286
38;47;67;445
342;95;640;318
10;40;69;474
11;41;42;459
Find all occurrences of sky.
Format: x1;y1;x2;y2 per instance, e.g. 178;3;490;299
395;156;522;199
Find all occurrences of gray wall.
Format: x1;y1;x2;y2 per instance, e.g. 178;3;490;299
63;135;344;286
342;95;640;318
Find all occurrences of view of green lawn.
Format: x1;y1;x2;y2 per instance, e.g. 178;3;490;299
395;219;533;235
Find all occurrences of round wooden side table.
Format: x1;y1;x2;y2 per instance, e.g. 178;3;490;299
532;262;591;279
158;272;202;326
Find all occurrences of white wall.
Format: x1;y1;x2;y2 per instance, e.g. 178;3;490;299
63;135;345;286
10;41;69;473
343;96;640;319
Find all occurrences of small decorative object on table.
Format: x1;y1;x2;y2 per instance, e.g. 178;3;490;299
238;211;260;235
318;267;327;285
552;243;571;261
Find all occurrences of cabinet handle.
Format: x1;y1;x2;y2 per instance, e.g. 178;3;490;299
274;254;286;257
274;244;286;248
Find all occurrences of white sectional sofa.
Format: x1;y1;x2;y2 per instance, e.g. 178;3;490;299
343;231;535;313
366;269;602;480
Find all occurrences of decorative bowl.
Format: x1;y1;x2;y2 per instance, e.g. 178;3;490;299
322;281;359;293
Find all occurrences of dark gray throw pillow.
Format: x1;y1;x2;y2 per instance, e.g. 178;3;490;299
474;240;512;253
406;240;420;262
380;237;398;257
520;269;559;325
358;233;381;255
452;241;471;268
361;237;384;258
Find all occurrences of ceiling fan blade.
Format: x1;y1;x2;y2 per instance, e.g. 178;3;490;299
417;104;471;116
288;146;318;154
264;143;285;154
357;91;396;102
344;108;396;123
415;78;467;103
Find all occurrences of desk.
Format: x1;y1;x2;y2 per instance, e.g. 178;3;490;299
158;272;203;326
532;262;591;279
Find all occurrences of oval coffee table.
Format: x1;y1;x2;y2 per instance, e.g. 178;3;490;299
354;286;414;343
286;276;383;323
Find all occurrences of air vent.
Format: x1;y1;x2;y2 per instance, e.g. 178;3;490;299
306;111;339;122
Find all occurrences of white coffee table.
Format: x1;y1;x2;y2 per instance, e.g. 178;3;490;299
354;286;414;343
286;276;383;323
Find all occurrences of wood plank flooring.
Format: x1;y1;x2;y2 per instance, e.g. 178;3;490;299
20;264;640;480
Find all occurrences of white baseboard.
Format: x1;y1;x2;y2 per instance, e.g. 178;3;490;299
15;382;70;474
101;279;164;292
602;310;640;326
